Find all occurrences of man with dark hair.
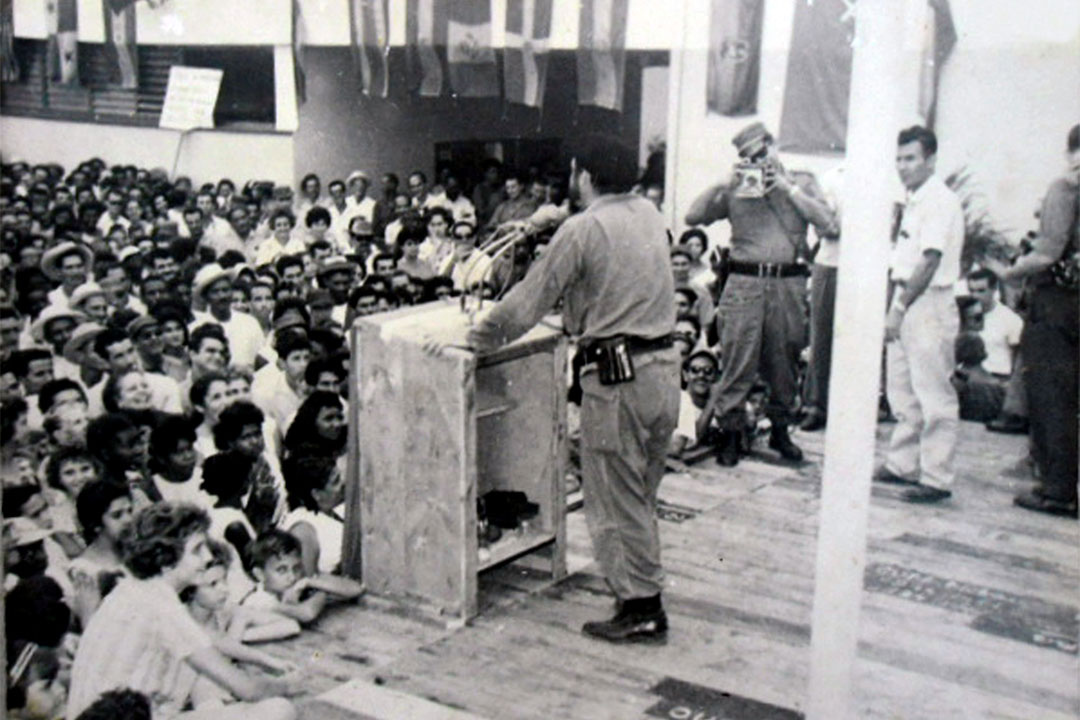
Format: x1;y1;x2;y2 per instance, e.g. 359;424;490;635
252;329;311;432
685;121;838;466
459;134;679;644
875;125;965;503
10;348;54;396
486;175;539;231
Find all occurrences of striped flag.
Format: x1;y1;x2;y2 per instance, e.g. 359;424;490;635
504;0;553;108
406;0;447;97
351;0;390;97
918;0;957;129
104;0;138;89
45;0;78;85
576;0;628;111
1;0;19;82
447;0;498;97
706;0;764;116
777;0;856;154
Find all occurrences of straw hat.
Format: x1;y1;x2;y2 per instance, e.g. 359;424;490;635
40;241;93;282
192;263;232;299
30;305;83;344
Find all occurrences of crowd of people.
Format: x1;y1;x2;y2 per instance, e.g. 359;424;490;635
0;154;574;718
1;119;1075;706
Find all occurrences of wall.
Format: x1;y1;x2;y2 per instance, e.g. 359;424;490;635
0;116;294;186
666;0;1080;245
294;47;649;187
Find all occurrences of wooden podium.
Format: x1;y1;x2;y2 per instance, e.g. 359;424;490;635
343;301;568;622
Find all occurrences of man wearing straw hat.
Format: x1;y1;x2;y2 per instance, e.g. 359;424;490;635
41;240;93;309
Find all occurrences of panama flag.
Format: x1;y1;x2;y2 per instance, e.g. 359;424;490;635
504;0;553;108
46;0;78;85
576;0;628;111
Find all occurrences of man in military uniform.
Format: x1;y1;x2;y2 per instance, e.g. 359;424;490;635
685;122;838;466
464;135;680;644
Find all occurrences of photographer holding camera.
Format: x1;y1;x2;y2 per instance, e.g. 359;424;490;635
685;122;838;467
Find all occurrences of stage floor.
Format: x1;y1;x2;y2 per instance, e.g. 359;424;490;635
266;421;1078;720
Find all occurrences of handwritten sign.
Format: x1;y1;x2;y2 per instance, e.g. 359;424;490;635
159;66;223;131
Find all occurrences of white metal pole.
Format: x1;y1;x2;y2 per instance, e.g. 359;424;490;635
806;2;911;718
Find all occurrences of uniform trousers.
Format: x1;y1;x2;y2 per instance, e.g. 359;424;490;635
579;348;680;600
884;286;959;490
1021;282;1078;504
804;264;837;415
713;274;808;429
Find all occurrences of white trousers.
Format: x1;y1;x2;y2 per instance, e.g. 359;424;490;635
885;287;960;490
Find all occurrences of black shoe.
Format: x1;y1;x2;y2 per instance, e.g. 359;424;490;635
768;425;803;462
901;484;952;503
715;430;739;467
1014;491;1078;519
800;410;826;432
582;597;668;644
873;467;916;485
986;413;1029;435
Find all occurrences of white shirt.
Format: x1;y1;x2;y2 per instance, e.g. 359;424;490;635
674;390;707;448
442;249;494;291
418;236;454;270
251;363;304;436
341;195;377;230
815;166;844;268
252;234;307;268
201;216;246;259
284;504;345;574
979;302;1023;376
95;212;129;236
891;174;964;288
190;310;266;371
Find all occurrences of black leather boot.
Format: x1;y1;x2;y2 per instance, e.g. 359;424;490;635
582;594;668;644
768;424;804;462
715;429;739;467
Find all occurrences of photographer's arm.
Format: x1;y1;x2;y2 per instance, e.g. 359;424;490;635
774;174;839;237
685;181;730;226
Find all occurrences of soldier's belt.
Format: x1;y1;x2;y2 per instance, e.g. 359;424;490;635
728;261;809;278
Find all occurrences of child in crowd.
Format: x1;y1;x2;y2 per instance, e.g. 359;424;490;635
67;502;298;720
184;539;301;646
282;454;347;575
41;446;101;558
242;529;364;624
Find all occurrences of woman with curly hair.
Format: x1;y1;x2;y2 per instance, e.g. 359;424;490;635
67;502;298;720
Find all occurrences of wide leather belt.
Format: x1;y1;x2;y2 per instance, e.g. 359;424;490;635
728;261;809;278
581;334;674;364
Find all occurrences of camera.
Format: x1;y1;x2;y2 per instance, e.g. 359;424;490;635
732;158;776;199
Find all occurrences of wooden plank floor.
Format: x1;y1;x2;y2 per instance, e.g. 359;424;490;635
259;421;1079;720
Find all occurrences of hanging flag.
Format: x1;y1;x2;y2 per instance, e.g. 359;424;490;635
707;0;764;116
447;0;498;97
576;0;628;111
46;0;79;85
406;0;448;97
293;0;307;103
505;0;553;108
918;0;957;129
104;0;138;89
351;0;390;97
1;0;19;83
777;0;856;154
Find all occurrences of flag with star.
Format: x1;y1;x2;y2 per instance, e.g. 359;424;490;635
104;0;138;89
46;0;79;85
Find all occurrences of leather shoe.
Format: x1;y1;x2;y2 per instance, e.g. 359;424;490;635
582;597;668;644
986;413;1029;435
873;467;916;485
768;425;803;462
800;410;826;432
901;484;952;503
1014;491;1078;519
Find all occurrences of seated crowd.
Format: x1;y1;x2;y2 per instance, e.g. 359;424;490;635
0;156;576;719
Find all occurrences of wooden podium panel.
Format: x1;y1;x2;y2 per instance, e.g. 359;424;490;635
344;301;567;621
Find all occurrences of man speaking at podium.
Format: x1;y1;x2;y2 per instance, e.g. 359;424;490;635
467;135;680;644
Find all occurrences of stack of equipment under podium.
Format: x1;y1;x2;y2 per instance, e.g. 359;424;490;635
343;300;568;623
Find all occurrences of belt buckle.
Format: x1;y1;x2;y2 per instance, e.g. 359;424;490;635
760;262;778;278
